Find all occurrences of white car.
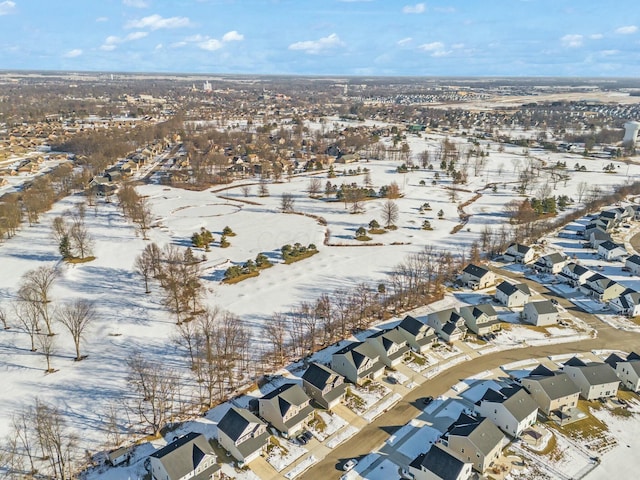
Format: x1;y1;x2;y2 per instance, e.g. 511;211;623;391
343;458;358;471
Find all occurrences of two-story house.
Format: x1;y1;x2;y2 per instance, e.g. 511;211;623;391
609;289;640;317
459;264;495;290
459;304;501;336
365;328;410;367
521;365;580;416
301;362;347;410
258;384;314;437
395;315;438;354
504;243;535;264
494;281;531;308
149;432;220;480
331;341;385;385
427;308;467;343
559;262;592;288
597;240;627;261
522;300;559;327
562;357;620;401
217;407;269;466
626;254;640;275
534;252;567;274
607;352;640;392
580;274;626;302
474;385;538;438
408;443;473;480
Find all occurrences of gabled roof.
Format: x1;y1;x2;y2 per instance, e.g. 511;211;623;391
334;341;380;369
462;263;490;278
302;362;341;390
564;361;620;386
441;320;466;336
507;243;531;255
529;364;555;377
524;371;581;400
627;254;640;266
446;413;504;456
410;444;469;480
260;383;309;417
150;432;216;480
563;262;591;276
526;300;558;315
398;315;427;336
217;407;265;442
496;281;531;296
599;240;625;252
368;328;408;352
478;385;538;422
604;353;626;368
460;304;497;321
429;308;461;325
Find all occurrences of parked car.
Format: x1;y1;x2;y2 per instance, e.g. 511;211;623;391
387;375;398;384
550;298;558;305
421;396;434;406
343;459;358;471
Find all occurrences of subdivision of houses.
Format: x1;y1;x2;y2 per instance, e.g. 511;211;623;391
459;264;495;290
439;412;505;473
494;281;531;308
395;315;438;354
562;357;620;400
606;352;640;392
580;274;626;302
427;308;467;342
365;328;410;367
504;243;535;264
597;240;627;261
534;252;567;274
217;407;269;466
474;385;538;438
459;304;501;336
521;365;581;416
301;362;347;410
625;254;640;275
258;383;314;437
559;262;592;287
522;300;559;327
149;432;220;480
408;443;473;480
331;341;385;385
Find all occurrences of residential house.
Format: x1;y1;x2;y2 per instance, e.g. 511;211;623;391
427;308;467;343
609;289;640;317
597;241;627;261
395;315;438;354
365;328;410;367
607;352;640;392
534;252;567;274
217;407;269;466
494;281;531;308
301;362;347;410
149;432;220;480
439;412;505;473
408;444;473;480
108;445;134;467
625;254;640;275
504;243;535;264
560;263;592;288
258;383;314;437
522;300;559;327
521;365;581;415
459;264;495;290
459;304;501;336
474;385;538;438
588;229;613;248
580;274;626;302
562;357;620;400
331;341;385;385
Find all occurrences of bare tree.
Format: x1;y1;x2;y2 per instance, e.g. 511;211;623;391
241;185;251;197
264;313;288;368
14;301;41;351
132;196;153;240
258;179;269;197
381;200;399;228
18;266;58;335
32;398;78;480
0;304;8;330
56;299;95;361
37;334;56;373
134;251;154;294
280;192;295;213
576;181;589;203
308;178;322;197
69;213;94;259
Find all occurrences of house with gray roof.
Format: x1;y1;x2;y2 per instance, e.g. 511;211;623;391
504;243;534;264
301;362;347;409
427;308;467;343
395;315;438;354
597;240;627;261
521;367;580;415
560;262;592;287
588;229;613;248
609;289;640;317
474;385;538;438
460;264;495;290
258;383;314;437
331;341;385;385
408;443;473;480
149;432;220;480
365;328;410;367
217;407;269;466
562;357;620;400
607;352;640;392
460;304;501;336
625;254;640;275
439;412;505;473
494;281;530;308
534;252;567;274
522;300;558;327
580;274;626;302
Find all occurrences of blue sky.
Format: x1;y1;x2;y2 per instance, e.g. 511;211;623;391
0;0;639;76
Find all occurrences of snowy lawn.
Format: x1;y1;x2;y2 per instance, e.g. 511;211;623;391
307;410;347;441
345;383;391;415
266;438;307;472
363;393;402;422
395;420;441;458
325;425;358;449
362;458;400;480
284;455;318;479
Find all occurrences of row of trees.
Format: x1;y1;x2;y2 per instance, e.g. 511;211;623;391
117;184;153;239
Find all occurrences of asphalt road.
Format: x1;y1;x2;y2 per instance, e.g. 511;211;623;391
300;268;640;480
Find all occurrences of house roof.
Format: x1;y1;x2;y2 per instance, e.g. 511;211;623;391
429;308;461;325
441;320;465;336
446;413;505;456
524;371;581;400
627;254;640;266
460;303;498;320
478;385;538;422
604;353;626;367
543;252;566;264
410;444;469;480
260;383;309;417
368;328;408;352
526;300;558;315
496;281;531;297
150;432;216;480
599;240;625;252
398;315;427;336
462;263;490;279
563;262;591;276
334;341;380;369
302;362;342;390
564;361;620;386
217;407;265;443
507;243;531;255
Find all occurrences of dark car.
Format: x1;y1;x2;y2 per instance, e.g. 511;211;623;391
550;298;559;305
421;396;434;405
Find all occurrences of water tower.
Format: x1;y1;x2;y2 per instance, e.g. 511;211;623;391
623;121;640;147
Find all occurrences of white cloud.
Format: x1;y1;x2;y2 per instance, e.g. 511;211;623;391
397;37;412;46
100;44;117;51
126;31;148;41
615;25;638;35
600;49;619;56
222;30;244;42
402;3;425;14
0;1;16;15
288;33;344;54
155;43;163;50
63;49;83;58
199;39;223;51
123;0;150;7
419;41;450;57
434;6;456;13
96;16;109;22
125;14;191;30
590;33;603;40
561;34;583;48
100;32;147;51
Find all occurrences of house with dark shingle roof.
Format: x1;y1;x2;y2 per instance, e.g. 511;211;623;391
331;341;385;385
217;407;269;466
580;274;626;302
521;367;580;415
494;281;530;308
301;362;347;409
522;300;558;327
149;432;220;480
439;412;505;473
258;383;314;437
534;252;567;274
560;262;592;287
460;264;495;290
597;240;627;261
562;357;620;400
608;352;640;392
395;315;438;354
625;254;640;275
427;308;467;343
504;243;534;264
408;443;473;480
459;304;501;336
365;328;410;367
474;385;538;438
609;289;640;317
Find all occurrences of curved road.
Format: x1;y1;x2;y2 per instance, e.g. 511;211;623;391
300;270;640;480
